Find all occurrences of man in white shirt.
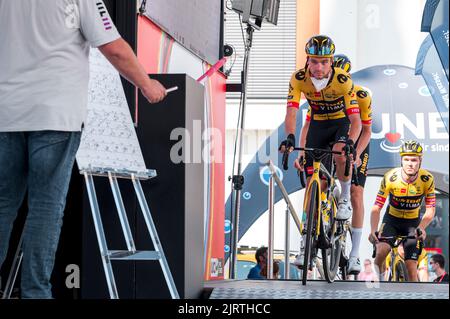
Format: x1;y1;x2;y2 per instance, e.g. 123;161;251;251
0;0;167;298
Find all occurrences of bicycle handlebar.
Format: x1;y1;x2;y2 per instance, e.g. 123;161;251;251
371;229;423;258
282;146;357;181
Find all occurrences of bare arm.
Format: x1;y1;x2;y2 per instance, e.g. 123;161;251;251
369;205;383;243
356;124;371;157
348;113;362;143
370;205;382;233
285;107;298;136
98;38;166;103
299;120;309;149
418;206;436;230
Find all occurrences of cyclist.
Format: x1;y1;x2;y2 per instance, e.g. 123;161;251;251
369;141;436;282
295;54;372;274
279;35;362;266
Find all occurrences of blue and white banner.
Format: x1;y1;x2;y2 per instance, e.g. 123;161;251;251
416;35;449;132
421;0;449;79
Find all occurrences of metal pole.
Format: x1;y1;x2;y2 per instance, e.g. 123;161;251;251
84;173;119;299
132;175;180;299
284;205;290;280
108;172;136;253
267;161;302;233
267;175;275;279
2;231;24;299
229;24;255;279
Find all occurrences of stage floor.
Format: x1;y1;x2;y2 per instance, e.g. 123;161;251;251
204;279;449;299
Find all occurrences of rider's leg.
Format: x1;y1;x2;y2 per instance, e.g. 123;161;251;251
403;226;421;282
349;144;368;270
405;260;419;282
350;185;364;257
374;242;391;281
333;143;352;220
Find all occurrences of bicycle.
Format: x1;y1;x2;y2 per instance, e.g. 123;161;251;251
372;230;424;282
282;143;357;285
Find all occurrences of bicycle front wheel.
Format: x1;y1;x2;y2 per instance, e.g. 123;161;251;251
302;181;319;286
393;259;409;282
321;196;341;282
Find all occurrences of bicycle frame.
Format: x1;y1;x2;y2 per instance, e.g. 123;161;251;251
282;144;356;284
303;157;337;238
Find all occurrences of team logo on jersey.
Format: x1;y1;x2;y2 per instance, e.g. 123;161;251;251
295;71;306;81
390;173;398;182
337;74;348;84
421;175;431;182
357;90;368;99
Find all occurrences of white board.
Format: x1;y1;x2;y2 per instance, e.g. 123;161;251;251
76;49;147;174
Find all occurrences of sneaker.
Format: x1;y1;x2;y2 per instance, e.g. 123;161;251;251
347;256;361;275
293;235;306;267
336;198;352;220
293;252;304;267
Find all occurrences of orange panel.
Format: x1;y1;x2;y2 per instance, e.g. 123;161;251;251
204;70;227;281
296;0;320;69
137;16;163;73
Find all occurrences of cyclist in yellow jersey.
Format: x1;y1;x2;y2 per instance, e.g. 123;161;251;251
294;54;372;274
279;35;362;224
369;141;436;282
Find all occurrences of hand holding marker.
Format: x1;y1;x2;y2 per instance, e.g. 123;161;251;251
166;86;178;94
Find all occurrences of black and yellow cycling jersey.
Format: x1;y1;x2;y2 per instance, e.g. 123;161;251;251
354;85;372;125
375;168;436;219
287;66;360;122
303;84;372;125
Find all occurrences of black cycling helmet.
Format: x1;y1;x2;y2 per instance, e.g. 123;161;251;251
305;35;335;58
400;140;423;157
333;54;352;72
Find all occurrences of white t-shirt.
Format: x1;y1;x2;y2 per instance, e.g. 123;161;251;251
0;0;121;132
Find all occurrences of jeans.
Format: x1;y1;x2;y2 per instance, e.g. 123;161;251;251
0;131;81;299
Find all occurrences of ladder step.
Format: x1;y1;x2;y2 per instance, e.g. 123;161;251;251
109;250;161;260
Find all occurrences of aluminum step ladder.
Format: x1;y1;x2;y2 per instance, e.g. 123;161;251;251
83;168;179;299
2;168;179;299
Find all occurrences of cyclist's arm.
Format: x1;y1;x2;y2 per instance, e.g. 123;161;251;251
285;107;298;135
419;206;436;230
285;72;302;135
342;77;362;142
370;205;383;234
348;113;362;143
356;124;371;157
418;177;437;230
356;94;372;156
371;175;389;234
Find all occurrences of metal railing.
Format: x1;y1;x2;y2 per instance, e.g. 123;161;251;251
266;160;303;279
